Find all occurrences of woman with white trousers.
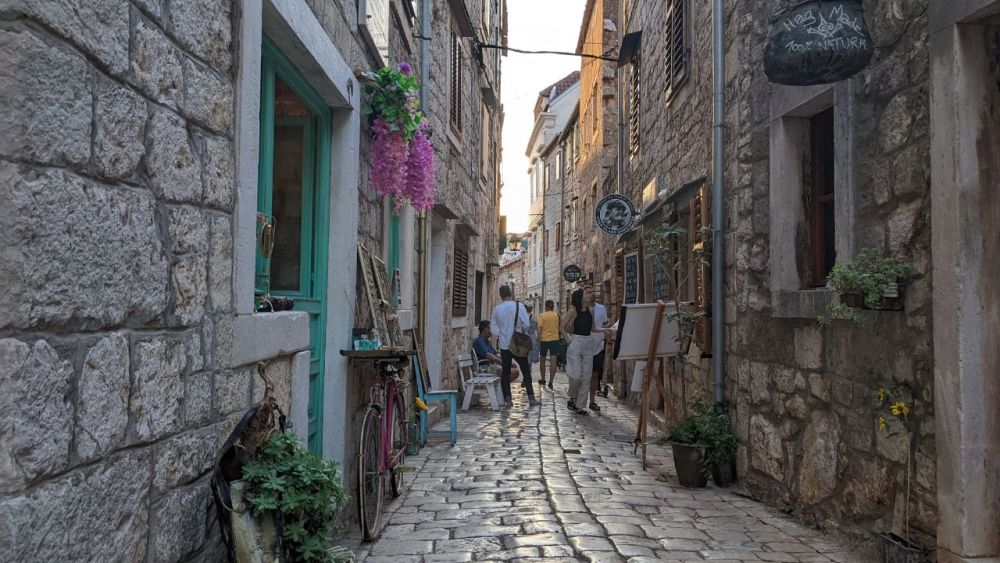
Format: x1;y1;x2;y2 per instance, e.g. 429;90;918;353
561;287;602;415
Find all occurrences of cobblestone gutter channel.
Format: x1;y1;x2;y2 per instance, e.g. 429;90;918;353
344;379;876;562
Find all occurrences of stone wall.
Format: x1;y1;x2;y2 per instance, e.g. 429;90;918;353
0;1;296;560
611;0;937;547
726;0;935;544
576;0;619;288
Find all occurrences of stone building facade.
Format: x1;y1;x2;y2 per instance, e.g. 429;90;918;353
605;0;1000;559
524;72;580;312
0;0;503;560
575;0;620;300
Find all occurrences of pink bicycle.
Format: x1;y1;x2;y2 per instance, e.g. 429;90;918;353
357;360;409;541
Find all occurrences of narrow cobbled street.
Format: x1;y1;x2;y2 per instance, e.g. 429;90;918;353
350;380;874;563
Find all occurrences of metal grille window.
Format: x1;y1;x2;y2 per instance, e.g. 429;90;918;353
628;58;640;156
449;26;463;135
452;235;469;316
665;0;689;100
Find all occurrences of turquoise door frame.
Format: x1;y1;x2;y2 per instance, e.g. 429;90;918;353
258;37;332;454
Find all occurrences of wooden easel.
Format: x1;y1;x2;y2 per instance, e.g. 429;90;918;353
632;300;674;469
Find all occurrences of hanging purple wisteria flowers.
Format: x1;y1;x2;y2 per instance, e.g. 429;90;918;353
362;62;437;212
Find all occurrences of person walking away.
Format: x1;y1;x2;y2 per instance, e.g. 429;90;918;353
522;305;540;389
537;300;561;388
588;293;609;411
562;288;601;414
490;285;540;408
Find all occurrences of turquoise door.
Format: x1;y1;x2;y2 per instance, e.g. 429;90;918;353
257;39;332;454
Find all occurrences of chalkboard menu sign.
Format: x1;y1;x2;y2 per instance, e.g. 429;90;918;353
623;252;639;305
764;0;874;86
651;253;670;302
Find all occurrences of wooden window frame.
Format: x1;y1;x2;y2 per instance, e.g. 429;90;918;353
665;0;690;102
452;235;469;317
628;58;640;157
449;24;463;137
808;108;836;287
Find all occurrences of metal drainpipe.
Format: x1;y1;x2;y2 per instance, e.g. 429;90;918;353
711;0;726;404
417;0;432;339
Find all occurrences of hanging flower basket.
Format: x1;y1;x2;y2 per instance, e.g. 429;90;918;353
361;63;436;212
764;0;874;86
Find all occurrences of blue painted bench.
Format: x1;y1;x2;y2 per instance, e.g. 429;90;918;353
411;355;458;446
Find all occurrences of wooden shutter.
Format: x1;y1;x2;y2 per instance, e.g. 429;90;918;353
690;183;711;353
449;29;463;135
452;236;469;316
628;59;640;156
665;0;687;99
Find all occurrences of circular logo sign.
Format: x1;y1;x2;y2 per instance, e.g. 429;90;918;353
563;265;582;283
595;194;637;235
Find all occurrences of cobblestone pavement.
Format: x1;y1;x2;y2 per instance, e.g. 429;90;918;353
347;375;875;563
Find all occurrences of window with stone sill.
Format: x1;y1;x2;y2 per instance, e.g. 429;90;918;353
768;84;850;318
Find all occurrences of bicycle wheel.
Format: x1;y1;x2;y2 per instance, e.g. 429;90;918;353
388;392;407;497
357;407;384;541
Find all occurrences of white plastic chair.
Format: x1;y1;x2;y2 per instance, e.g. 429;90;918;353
458;352;501;410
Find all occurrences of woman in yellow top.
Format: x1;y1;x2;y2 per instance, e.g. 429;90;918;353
537;300;562;389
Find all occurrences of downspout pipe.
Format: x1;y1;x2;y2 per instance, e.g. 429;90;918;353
417;0;432;339
711;0;726;404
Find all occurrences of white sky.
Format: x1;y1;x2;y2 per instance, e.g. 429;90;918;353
500;0;587;233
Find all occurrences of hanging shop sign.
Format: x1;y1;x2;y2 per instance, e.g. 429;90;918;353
764;0;874;86
563;265;583;283
595;194;637;235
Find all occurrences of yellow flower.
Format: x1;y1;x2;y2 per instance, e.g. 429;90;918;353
878;387;888;402
890;402;910;417
878;416;888;431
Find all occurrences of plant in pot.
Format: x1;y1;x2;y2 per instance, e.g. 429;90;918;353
242;432;354;562
874;382;925;563
658;401;737;488
818;248;917;326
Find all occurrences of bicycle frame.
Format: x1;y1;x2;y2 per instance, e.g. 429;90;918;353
368;363;408;474
381;376;406;472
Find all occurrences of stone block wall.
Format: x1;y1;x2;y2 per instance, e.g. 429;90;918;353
0;1;308;559
0;0;308;561
726;0;935;545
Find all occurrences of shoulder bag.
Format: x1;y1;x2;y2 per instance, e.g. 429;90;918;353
508;301;532;358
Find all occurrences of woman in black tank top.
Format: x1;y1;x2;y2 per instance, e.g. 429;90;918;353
562;288;599;414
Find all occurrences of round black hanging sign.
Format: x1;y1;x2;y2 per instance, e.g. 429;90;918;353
595;194;637;235
563;265;582;283
763;0;874;86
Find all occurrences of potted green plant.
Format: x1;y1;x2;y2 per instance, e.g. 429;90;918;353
818;248;917;326
242;432;354;562
658;401;737;488
873;383;925;563
703;402;738;487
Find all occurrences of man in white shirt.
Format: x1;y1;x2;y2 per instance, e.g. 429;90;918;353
589;293;609;410
490;285;541;408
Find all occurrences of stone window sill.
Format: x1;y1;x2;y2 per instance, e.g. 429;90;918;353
771;289;836;319
230;311;311;367
451;316;468;329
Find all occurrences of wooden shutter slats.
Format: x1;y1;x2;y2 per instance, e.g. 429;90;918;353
452;237;469;316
